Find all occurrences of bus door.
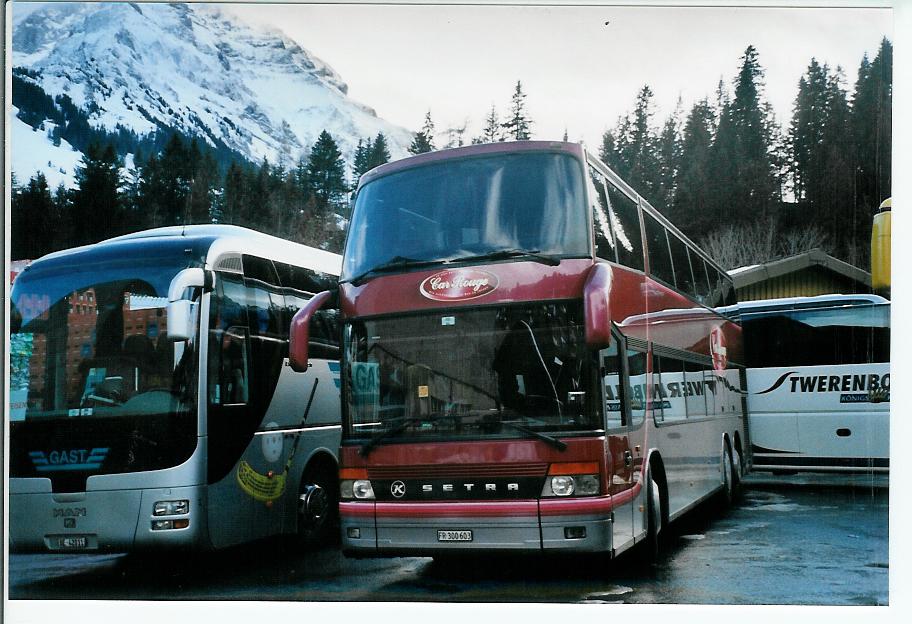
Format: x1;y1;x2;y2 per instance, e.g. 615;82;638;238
206;260;290;548
601;326;638;551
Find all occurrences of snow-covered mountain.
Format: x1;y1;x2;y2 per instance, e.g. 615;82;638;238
11;2;414;187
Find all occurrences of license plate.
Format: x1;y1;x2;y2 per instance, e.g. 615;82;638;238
437;530;473;542
58;536;88;550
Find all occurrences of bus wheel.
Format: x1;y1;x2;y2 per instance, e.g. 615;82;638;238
731;446;743;497
297;465;339;548
720;446;734;506
644;471;663;563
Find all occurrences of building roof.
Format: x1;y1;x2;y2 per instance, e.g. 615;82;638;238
728;248;871;289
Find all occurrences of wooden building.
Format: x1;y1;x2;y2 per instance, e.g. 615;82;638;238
728;248;872;302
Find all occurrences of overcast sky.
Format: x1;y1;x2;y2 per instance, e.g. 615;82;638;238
226;2;892;146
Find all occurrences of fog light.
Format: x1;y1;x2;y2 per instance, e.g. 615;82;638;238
152;518;190;531
564;526;587;539
347;527;361;539
153;499;189;516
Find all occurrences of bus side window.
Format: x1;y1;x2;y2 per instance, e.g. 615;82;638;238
208;275;250;406
216;327;249;404
605;183;644;272
689;249;712;305
644;212;675;288
705;262;723;308
657;356;686;422
627;349;647;428
588;167;618;263
702;361;718;417
669;234;695;297
601;341;625;429
684;360;707;419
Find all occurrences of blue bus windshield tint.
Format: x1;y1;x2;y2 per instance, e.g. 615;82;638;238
343;152;589;280
9;264;198;485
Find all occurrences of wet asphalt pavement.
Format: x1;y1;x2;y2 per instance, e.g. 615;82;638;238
6;475;888;606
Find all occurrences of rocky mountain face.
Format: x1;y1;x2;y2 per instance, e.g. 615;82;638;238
12;2;413;184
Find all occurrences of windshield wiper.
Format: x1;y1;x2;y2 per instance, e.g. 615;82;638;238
343;256;448;286
359;413;458;457
501;420;567;451
450;249;561;267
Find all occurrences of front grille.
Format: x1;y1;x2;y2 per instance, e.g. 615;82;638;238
368;462;548;480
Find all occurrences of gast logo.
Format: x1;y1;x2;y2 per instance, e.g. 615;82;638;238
419;269;498;302
29;447;109;472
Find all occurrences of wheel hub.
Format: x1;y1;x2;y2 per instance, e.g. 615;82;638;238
299;484;328;526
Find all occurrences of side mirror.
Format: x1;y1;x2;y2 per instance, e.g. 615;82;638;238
289;290;334;372
583;263;612;350
167;268;213;341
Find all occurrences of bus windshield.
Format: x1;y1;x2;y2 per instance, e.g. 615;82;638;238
343;151;589;281
343;302;602;446
9;261;199;485
741;303;890;368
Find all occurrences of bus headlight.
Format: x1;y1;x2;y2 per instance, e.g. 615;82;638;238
551;475;576;496
153;499;189;516
340;468;375;500
542;463;600;497
352;480;375;500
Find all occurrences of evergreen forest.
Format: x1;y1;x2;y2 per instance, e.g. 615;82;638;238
11;40;892;273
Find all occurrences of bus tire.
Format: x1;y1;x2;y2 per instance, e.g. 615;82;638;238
731;444;743;498
719;445;734;507
644;471;663;563
296;462;339;548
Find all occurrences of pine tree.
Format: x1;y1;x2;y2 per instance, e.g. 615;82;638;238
788;59;852;227
655;97;683;215
71;142;124;245
352;139;371;180
409;132;433;155
674;99;718;238
409;111;436;154
501;81;532;140
710;46;780;225
11;173;56;259
368;133;391;169
852;38;892;235
605;86;662;204
477;104;502;143
444;121;468;148
187;139;218;224
220;161;250;225
306;130;348;210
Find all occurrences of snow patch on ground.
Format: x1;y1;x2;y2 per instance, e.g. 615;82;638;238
11;108;82;189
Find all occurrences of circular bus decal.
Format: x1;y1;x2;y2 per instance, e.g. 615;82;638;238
419;269;499;301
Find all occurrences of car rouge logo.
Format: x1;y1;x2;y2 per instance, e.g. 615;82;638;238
419;269;499;301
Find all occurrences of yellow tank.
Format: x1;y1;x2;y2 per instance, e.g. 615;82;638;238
871;197;891;298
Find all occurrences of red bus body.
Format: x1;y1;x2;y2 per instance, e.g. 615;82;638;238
297;141;747;558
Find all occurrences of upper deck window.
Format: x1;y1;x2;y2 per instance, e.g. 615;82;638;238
343;152;589;281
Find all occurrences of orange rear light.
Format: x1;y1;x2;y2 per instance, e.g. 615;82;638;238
548;462;599;475
340;468;369;479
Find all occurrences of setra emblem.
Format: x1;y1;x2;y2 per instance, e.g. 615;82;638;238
390;480;407;498
419;269;498;301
